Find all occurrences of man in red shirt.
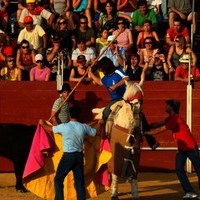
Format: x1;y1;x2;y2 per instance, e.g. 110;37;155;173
145;99;200;199
175;54;200;83
166;18;190;47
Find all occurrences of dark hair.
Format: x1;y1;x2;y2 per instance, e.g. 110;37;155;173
143;19;152;26
98;57;115;75
77;38;86;44
138;0;147;7
58;83;71;93
103;0;117;17
166;99;180;114
20;39;30;47
131;53;140;60
174;17;183;24
79;14;88;23
69;105;80;119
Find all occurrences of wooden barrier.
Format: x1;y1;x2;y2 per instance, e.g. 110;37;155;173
0;81;200;172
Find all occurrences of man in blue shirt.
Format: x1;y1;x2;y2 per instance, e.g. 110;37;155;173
88;57;129;122
39;105;97;200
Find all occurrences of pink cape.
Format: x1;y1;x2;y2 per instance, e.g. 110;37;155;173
23;124;55;178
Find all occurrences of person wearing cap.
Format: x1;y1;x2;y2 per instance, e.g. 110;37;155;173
30;53;51;81
69;54;93;83
17;16;47;53
145;99;200;199
51;83;71;125
0;55;22;81
174;53;200;83
39;105;97;200
46;33;72;81
18;0;54;29
99;35;125;68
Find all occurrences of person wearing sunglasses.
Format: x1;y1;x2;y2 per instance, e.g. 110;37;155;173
73;14;96;47
167;35;197;80
16;39;35;80
55;16;76;51
30;53;51;81
138;36;159;69
136;19;160;50
17;16;47;54
113;17;134;59
73;0;93;28
0;56;22;81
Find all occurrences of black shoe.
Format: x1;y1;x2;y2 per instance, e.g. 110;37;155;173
151;142;160;150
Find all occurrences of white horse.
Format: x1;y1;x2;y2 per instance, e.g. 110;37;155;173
93;81;144;200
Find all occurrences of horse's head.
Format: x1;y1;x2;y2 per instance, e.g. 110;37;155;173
123;81;143;105
118;81;144;133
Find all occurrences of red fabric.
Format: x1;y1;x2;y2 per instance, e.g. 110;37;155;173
2;46;13;56
175;65;200;79
0;10;8;18
28;6;44;15
165;114;197;151
166;26;190;41
96;138;111;186
127;90;143;102
23;123;55;178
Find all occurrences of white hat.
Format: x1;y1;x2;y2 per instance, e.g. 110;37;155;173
107;35;117;42
35;54;43;61
179;54;190;63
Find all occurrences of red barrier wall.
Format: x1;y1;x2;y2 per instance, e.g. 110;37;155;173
0;81;200;172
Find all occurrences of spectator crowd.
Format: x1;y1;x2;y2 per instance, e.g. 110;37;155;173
0;0;199;82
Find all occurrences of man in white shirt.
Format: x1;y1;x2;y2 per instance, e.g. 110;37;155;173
17;16;47;53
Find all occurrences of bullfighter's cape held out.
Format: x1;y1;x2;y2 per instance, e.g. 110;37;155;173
23;121;112;199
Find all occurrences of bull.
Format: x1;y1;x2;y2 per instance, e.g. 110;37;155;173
0;123;36;192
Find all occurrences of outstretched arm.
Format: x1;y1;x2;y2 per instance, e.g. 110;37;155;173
145;121;167;135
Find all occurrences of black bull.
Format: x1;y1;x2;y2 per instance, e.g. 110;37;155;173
0;123;36;192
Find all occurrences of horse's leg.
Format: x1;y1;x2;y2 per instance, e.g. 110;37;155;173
129;140;141;200
110;173;118;198
131;179;139;200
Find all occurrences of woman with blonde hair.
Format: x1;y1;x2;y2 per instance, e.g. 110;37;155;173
1;56;22;81
167;35;197;80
